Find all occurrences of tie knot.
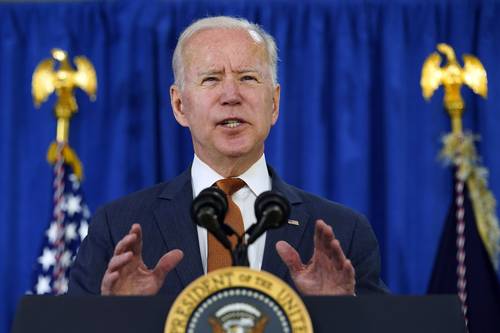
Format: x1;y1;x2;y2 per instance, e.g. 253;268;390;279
215;178;246;196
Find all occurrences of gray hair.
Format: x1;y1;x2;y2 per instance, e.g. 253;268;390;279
172;16;278;88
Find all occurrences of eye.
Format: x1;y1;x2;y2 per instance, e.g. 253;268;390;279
201;76;219;84
241;75;258;82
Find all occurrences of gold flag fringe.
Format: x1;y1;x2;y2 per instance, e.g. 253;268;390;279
46;141;83;181
440;133;500;269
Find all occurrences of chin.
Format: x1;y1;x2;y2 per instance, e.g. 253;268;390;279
216;140;252;156
217;145;257;159
215;138;264;160
220;149;251;159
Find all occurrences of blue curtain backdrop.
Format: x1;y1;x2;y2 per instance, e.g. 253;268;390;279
1;0;500;331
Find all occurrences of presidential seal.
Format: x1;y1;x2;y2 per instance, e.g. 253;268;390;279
164;267;313;333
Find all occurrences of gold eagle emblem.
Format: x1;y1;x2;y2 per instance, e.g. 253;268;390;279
421;43;487;100
420;43;487;134
32;48;96;109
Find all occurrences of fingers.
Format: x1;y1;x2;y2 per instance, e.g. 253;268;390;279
113;233;136;255
103;224;143;295
101;251;134;295
102;224;183;296
314;219;334;250
314;219;347;270
344;259;355;279
341;259;356;294
153;249;184;283
331;239;347;270
101;271;119;295
276;240;304;273
108;251;134;271
131;224;143;256
113;224;142;256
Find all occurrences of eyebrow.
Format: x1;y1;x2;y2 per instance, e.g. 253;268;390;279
236;69;260;75
197;68;261;76
198;69;223;77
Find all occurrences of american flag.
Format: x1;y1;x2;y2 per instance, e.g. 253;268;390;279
31;144;90;295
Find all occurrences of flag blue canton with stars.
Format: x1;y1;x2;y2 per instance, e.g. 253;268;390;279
31;163;90;295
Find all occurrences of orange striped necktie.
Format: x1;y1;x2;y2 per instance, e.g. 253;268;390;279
207;178;246;272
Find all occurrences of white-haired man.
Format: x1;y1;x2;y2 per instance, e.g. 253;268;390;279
69;16;388;297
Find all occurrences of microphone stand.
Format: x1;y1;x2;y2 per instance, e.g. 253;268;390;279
225;218;276;267
232;236;250;267
221;224;250;267
194;189;290;269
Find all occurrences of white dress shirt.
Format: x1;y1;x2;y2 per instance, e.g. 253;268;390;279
191;154;272;273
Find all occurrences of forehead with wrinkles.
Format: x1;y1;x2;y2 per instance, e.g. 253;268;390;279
182;28;270;78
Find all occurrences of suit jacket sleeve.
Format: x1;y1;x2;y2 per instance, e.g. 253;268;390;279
348;213;389;294
68;206;115;295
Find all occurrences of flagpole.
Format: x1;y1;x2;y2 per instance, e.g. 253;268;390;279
421;43;497;330
31;48;97;295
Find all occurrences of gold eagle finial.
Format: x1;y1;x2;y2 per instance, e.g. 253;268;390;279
32;48;97;180
420;43;487;134
32;48;97;143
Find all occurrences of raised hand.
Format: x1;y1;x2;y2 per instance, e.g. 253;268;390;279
276;219;355;295
100;223;184;295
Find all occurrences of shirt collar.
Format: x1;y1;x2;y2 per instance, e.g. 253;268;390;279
191;154;271;197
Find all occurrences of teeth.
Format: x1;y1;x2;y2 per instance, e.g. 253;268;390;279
223;119;241;128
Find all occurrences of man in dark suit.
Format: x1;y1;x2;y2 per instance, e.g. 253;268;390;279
68;16;388;297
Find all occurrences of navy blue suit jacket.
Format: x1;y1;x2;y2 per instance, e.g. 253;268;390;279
68;166;388;297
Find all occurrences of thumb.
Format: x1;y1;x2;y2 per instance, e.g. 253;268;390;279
276;241;303;274
153;249;184;283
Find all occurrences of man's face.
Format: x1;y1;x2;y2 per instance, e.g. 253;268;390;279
170;28;280;168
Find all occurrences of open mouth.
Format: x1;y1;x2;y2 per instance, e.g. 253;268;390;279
219;118;245;128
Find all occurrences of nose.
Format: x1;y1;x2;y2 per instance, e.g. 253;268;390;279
220;78;242;106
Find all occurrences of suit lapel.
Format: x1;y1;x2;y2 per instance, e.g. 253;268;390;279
261;168;310;280
153;169;204;288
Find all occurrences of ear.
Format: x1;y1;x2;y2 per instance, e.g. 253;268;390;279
271;84;280;125
170;85;189;127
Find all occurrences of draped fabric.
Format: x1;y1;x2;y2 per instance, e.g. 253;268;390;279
1;0;500;332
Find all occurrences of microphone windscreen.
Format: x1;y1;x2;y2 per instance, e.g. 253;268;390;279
254;191;290;228
191;186;228;226
191;186;231;249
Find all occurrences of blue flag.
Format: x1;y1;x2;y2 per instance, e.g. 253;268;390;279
428;133;500;332
428;171;500;332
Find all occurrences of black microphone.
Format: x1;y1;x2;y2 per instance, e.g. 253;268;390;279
247;191;290;245
191;186;231;249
